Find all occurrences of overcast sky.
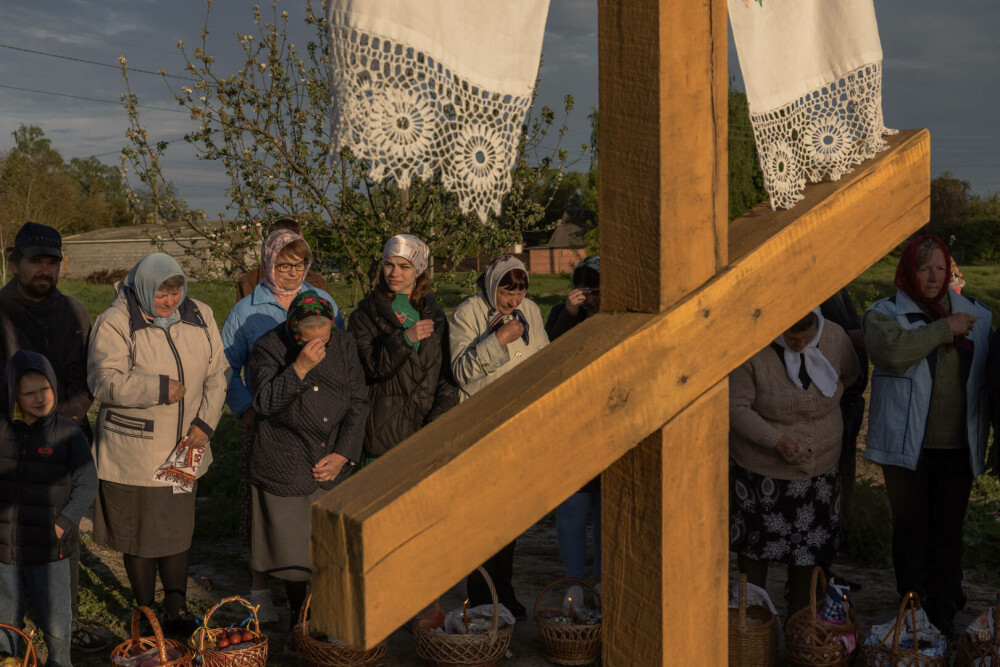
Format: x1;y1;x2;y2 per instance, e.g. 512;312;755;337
0;1;997;216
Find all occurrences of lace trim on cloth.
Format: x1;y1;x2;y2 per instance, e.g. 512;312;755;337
328;25;533;223
750;61;897;210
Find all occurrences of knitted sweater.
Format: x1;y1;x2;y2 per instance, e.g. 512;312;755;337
729;321;860;480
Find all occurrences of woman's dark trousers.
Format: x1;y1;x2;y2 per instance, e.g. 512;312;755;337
882;449;972;636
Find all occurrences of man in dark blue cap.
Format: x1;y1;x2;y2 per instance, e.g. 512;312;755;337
0;221;107;653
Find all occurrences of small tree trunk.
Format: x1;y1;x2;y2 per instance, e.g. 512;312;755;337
400;186;411;232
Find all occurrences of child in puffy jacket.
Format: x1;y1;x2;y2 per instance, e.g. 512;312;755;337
0;350;97;667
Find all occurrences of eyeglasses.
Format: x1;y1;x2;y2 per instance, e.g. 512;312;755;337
275;260;310;274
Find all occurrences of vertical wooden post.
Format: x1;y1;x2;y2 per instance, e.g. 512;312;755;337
598;0;728;664
603;383;729;665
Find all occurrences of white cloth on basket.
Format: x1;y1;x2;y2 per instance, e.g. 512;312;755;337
728;0;896;209
327;0;550;222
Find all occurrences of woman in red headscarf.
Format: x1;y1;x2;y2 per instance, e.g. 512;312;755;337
862;235;992;638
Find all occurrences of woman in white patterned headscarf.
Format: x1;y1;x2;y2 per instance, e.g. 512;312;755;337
347;234;458;464
449;254;549;620
728;309;859;620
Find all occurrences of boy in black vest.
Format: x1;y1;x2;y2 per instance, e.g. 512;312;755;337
0;351;96;667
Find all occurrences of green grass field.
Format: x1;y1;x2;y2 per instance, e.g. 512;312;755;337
58;272;576;329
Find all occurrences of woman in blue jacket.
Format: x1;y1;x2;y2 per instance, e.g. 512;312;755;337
863;235;991;638
221;229;342;622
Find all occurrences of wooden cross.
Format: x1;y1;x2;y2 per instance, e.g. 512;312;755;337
310;0;930;663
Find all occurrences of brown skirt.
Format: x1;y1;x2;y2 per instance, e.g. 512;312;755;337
93;480;197;558
250;486;324;582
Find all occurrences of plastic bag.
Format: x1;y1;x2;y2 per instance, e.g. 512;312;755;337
112;645;183;667
728;580;779;620
965;605;995;643
964;604;997;666
863;607;946;665
152;436;206;494
416;599;447;630
443;603;515;634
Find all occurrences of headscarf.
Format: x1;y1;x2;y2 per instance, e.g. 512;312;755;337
261;229;308;299
772;308;840;398
894;235;953;321
382;234;430;275
286;290;336;348
572;256;600;285
123;253;187;329
480;255;530;345
481;255;527;312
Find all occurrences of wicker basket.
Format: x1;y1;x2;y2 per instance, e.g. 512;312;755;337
728;574;777;667
190;596;267;667
859;593;948;667
785;567;858;667
955;599;1000;667
110;606;194;667
0;622;39;667
413;566;513;667
292;593;386;667
533;577;602;666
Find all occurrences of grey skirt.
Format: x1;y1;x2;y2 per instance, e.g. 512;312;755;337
251;486;325;582
93;480;197;558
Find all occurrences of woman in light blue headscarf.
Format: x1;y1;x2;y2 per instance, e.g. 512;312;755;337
122;253;189;329
87;253;229;635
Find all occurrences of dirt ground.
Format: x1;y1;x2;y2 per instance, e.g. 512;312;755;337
24;446;998;666
70;510;589;667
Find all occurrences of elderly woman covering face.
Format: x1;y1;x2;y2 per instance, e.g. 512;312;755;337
728;309;859;619
247;290;368;628
221;228;342;620
88;253;228;633
449;255;550;620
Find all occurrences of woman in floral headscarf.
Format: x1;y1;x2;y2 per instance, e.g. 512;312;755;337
449;255;549;619
247;290;368;628
221;228;343;620
347;234;458;463
864;235;991;637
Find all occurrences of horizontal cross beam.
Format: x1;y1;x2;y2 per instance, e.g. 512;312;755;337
310;128;930;648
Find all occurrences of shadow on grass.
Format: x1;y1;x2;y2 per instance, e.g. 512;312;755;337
195;411;242;543
78;536;135;634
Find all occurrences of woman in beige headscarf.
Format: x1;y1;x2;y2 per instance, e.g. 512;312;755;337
449;255;549;619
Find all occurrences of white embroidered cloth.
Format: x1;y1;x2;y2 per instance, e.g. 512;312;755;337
729;0;896;209
327;0;550;222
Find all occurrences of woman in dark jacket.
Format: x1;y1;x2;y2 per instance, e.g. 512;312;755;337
248;291;368;627
545;257;601;609
347;234;458;462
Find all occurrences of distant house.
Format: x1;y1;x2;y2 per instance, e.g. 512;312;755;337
60;221;235;280
526;208;593;274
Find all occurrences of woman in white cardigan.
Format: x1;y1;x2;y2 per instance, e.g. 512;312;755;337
449;255;549;618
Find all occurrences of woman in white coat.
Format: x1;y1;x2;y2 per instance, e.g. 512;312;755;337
449;255;548;619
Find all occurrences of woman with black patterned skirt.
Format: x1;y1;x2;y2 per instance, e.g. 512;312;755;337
728;309;859;617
